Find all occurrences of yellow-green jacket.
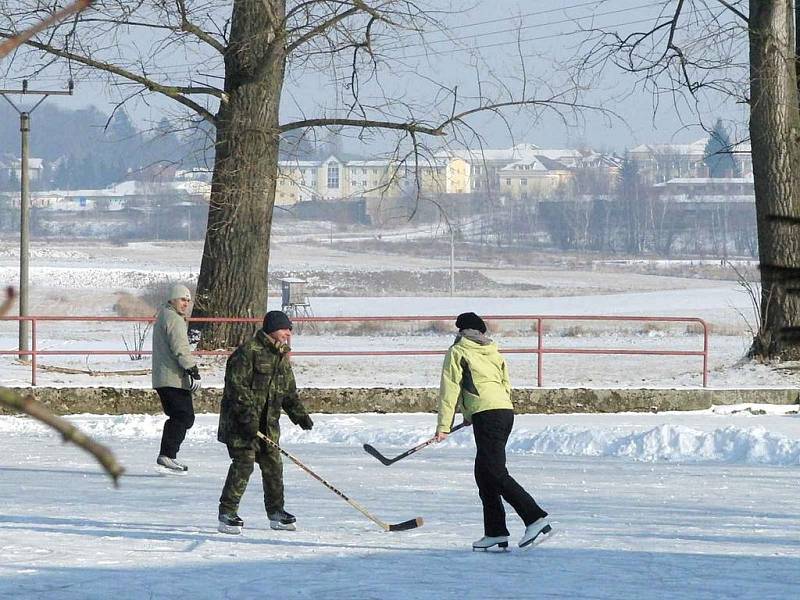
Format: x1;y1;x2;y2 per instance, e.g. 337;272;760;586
436;334;513;434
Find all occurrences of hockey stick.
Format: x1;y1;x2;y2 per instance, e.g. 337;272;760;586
256;431;423;532
363;421;468;466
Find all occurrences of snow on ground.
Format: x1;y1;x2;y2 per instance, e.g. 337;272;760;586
0;327;755;388
0;290;782;388
0;236;790;389
0;411;798;599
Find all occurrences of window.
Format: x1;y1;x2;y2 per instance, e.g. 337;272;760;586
327;163;339;189
521;178;527;186
506;178;511;185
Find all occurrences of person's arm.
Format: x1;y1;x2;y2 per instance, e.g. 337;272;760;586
165;310;196;371
501;356;512;397
435;347;462;438
280;361;313;430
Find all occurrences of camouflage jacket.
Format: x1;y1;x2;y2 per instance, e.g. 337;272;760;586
217;329;309;447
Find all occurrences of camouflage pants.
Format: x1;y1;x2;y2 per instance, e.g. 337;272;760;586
219;427;284;516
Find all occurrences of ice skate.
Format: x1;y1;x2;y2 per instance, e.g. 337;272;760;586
472;535;510;552
218;513;244;535
519;518;554;549
268;509;297;531
156;455;188;473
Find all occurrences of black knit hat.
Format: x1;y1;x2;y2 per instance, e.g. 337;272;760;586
455;312;486;333
263;310;293;333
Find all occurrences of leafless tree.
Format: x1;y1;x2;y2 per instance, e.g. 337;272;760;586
1;1;605;347
578;0;800;360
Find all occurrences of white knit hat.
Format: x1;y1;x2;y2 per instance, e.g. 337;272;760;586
168;283;192;301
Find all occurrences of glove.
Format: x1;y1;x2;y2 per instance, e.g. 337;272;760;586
297;415;314;431
185;365;201;393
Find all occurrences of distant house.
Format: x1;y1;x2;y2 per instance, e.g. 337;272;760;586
498;155;572;199
0;155;44;181
4;179;211;210
653;176;755;204
441;144;619;197
629;139;753;182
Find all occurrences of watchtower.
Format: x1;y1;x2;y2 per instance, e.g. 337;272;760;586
280;277;314;333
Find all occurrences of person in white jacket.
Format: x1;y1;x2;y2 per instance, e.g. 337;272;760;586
151;283;200;472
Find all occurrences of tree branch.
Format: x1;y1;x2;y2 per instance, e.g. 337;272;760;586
0;388;125;485
0;33;219;124
279;117;445;136
286;6;360;54
175;0;226;54
0;0;94;59
0;287;124;485
714;0;748;24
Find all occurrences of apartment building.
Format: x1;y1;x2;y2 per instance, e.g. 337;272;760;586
275;154;471;205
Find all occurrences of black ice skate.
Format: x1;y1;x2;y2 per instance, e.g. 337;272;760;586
268;510;297;531
218;513;244;535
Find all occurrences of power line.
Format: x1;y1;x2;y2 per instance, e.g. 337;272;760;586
6;2;738;85
379;2;655;54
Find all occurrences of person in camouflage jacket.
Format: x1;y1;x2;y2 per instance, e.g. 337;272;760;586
217;310;313;534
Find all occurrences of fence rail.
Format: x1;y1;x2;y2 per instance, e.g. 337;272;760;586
0;314;709;387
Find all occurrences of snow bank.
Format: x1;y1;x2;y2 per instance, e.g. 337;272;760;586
505;424;800;465
2;413;798;467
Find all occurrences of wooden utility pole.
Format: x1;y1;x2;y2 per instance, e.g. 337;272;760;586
0;80;73;360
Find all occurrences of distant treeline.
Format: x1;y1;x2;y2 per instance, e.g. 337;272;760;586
0;104;332;191
0;103;215;190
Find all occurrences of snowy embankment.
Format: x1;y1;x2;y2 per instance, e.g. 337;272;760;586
2;409;797;467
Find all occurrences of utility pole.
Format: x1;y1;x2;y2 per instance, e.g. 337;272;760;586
0;79;73;360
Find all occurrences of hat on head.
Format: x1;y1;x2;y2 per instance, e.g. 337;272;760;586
168;283;192;302
263;310;293;334
455;312;486;334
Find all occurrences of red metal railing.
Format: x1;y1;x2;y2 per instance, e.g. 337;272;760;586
0;314;709;387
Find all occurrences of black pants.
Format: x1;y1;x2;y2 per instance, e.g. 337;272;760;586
156;387;195;458
472;408;547;537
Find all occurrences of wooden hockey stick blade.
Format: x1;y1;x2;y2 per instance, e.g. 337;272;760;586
388;517;424;532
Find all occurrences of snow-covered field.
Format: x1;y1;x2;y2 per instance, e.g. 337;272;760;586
0;410;798;599
0;237;795;388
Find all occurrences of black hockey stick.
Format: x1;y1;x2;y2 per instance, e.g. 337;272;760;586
363;421;468;466
256;431;422;532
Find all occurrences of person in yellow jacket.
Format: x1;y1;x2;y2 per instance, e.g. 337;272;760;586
435;312;553;551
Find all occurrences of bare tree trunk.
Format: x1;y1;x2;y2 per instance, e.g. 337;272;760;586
194;0;286;348
749;0;800;359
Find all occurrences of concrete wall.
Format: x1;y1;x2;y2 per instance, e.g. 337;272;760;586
1;387;798;416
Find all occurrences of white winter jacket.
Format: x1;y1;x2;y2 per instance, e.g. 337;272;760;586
151;303;196;389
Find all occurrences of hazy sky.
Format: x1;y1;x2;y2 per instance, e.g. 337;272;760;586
3;0;750;152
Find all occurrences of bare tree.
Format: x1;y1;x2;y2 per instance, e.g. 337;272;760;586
579;0;800;360
1;1;600;347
